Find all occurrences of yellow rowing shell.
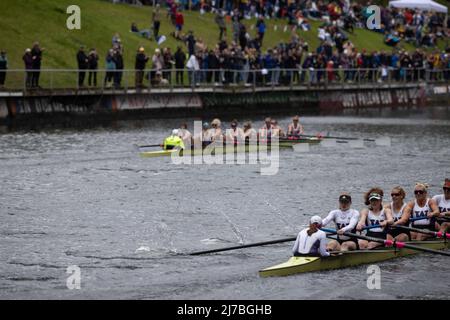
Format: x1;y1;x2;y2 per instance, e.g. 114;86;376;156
259;240;450;277
140;138;322;158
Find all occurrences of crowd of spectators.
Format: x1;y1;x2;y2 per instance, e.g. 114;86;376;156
0;1;449;90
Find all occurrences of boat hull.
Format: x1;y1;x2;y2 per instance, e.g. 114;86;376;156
140;144;268;158
259;240;450;277
140;137;322;158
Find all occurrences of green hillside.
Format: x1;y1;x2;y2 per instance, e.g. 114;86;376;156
0;0;446;88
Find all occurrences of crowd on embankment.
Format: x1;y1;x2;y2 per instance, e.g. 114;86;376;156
0;1;449;90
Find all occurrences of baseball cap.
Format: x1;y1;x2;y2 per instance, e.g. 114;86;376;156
172;129;179;135
310;215;323;225
339;193;352;202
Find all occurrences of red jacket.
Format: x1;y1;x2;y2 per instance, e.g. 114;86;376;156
175;12;184;25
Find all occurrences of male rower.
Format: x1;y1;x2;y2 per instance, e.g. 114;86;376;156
287;115;304;137
163;129;185;150
432;178;450;233
292;215;330;257
322;193;360;251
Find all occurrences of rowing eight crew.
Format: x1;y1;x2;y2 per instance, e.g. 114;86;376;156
293;179;450;257
163;116;305;150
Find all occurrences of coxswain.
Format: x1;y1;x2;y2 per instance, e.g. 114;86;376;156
322;193;360;251
385;186;410;242
163;129;185;150
432;178;450;234
357;188;393;249
292;215;330;257
287;115;304;138
404;183;440;240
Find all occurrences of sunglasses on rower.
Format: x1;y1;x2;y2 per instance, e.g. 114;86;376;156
414;190;425;195
391;193;401;197
444;187;450;192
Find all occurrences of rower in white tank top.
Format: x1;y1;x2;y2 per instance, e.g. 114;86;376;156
366;208;387;233
390;202;407;222
411;199;432;226
432;194;450;216
405;183;440;240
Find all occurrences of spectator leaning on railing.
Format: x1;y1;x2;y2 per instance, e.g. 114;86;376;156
0;50;7;88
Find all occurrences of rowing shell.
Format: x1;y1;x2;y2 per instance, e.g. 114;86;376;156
259;240;450;277
140;137;322;158
140;144;268;158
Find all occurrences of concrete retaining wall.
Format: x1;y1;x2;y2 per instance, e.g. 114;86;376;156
0;83;447;122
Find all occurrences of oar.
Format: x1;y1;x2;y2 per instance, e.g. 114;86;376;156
189;237;296;256
297;134;391;146
321;228;450;257
392;225;450;239
298;134;374;142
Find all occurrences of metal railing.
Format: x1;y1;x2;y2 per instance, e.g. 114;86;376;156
0;67;449;93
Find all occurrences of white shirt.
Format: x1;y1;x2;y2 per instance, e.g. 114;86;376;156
322;209;360;241
432;194;450;216
292;229;330;257
186;55;199;70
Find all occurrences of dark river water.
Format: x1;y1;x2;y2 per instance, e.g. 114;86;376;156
1;106;449;300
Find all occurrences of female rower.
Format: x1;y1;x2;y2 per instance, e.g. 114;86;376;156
404;183;440;241
259;117;272;141
357;188;393;249
179;123;192;148
385;186;410;242
225;119;245;144
243;121;257;143
208;118;223;142
322;193;360;251
287;115;304;137
432;178;450;233
270;119;285;138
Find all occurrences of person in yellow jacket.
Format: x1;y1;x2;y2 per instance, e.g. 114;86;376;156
163;129;185;150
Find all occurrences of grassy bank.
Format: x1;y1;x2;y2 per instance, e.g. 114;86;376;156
0;0;446;88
